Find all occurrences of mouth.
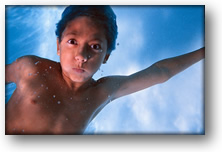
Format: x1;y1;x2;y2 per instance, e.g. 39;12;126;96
72;68;85;73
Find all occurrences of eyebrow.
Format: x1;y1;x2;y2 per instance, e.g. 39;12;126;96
64;32;78;37
64;32;105;42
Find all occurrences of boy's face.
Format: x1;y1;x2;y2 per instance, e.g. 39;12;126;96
57;16;109;83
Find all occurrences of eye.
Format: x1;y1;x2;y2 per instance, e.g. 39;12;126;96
67;39;77;45
90;44;102;52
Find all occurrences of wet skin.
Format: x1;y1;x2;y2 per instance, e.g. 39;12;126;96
5;16;205;134
6;17;113;134
6;57;113;134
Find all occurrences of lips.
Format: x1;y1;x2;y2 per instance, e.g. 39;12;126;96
72;68;85;73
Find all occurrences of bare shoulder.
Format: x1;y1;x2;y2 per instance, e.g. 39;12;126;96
6;55;58;83
13;55;57;73
95;75;129;101
15;55;56;66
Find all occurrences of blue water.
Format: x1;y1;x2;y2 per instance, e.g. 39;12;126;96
5;6;204;134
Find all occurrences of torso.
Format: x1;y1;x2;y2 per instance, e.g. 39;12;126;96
5;57;111;134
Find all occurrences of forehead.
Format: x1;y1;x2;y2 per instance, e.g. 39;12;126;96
62;16;106;40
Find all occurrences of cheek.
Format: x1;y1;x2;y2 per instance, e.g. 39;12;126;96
60;51;73;66
88;55;105;70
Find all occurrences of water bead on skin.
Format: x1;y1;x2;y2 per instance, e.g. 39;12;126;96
97;49;103;53
35;61;40;65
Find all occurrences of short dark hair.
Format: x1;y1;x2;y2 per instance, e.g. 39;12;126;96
55;5;118;54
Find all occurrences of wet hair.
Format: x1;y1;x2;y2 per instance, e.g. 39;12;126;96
55;5;118;54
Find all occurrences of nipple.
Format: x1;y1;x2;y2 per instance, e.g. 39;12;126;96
31;100;37;104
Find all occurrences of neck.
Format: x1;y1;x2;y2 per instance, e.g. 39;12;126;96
61;72;95;92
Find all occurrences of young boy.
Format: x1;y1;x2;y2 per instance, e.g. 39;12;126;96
5;6;205;135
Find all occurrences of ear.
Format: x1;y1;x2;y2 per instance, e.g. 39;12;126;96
103;54;110;64
56;38;60;56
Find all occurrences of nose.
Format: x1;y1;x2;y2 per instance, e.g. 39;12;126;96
75;46;88;63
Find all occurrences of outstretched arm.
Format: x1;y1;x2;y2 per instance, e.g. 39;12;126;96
106;47;205;100
154;47;205;80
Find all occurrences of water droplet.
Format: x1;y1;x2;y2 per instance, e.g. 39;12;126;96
22;129;25;132
33;91;37;94
53;95;56;98
41;84;44;87
35;61;40;65
66;118;69;121
38;95;40;98
117;43;120;46
70;97;73;100
57;101;61;104
49;66;52;69
28;73;32;76
46;87;48;90
86;98;89;100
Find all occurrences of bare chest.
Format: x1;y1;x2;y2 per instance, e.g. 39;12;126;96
6;76;109;134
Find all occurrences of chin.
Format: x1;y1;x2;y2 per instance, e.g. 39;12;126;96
71;76;90;83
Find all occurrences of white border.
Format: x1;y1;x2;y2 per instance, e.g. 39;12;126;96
1;0;221;152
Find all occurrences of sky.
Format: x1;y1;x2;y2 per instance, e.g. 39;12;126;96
5;5;205;134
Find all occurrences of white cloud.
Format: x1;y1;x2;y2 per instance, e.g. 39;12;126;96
173;114;189;132
130;92;153;127
34;6;64;61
